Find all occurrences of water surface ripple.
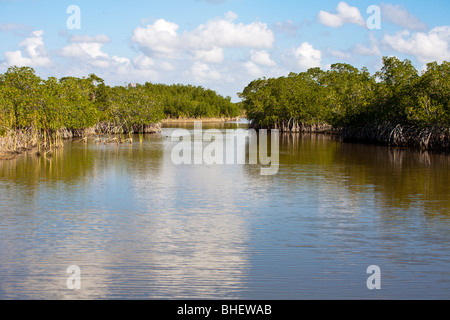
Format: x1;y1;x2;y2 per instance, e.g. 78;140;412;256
0;123;449;299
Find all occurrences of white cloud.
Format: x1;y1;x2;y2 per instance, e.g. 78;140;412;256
380;4;428;31
224;11;238;21
191;46;224;63
62;42;109;59
4;50;33;67
131;19;180;57
250;50;276;67
328;49;352;60
112;56;131;65
129;12;275;87
2;29;162;86
353;43;381;56
383;26;450;63
131;12;275;62
20;30;45;58
133;54;155;70
186;12;274;50
89;59;111;69
4;29;52;67
353;33;381;56
159;61;175;71
244;61;263;77
286;42;322;71
60;34;133;73
189;62;222;82
110;56;132;76
318;1;365;28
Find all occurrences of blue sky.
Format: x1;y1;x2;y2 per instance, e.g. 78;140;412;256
0;0;449;101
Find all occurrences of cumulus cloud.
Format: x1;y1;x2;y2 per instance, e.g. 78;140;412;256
286;42;322;71
133;54;155;70
189;61;222;82
383;26;450;63
353;43;381;56
191;46;224;63
131;19;180;58
353;33;381;56
159;61;175;71
250;50;277;67
4;51;32;67
328;49;352;60
185;12;274;49
242;50;277;78
243;61;263;77
60;33;132;72
380;4;428;31
62;42;109;60
4;30;52;67
131;12;275;63
61;34;112;61
318;1;365;28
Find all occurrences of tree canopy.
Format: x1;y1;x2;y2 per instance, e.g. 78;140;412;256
239;57;449;130
0;66;240;135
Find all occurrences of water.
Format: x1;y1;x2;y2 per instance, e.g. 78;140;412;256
0;121;449;300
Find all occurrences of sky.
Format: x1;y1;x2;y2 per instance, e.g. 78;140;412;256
0;0;449;101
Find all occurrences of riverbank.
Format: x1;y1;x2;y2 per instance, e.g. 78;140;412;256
249;120;334;133
0;129;39;160
341;124;450;152
0;152;18;160
162;117;240;124
0;119;242;160
0;122;163;160
3;120;449;160
248;120;449;152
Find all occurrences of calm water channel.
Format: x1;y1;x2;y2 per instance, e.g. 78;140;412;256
0;120;449;299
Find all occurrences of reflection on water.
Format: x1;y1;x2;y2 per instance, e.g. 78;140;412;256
0;124;449;299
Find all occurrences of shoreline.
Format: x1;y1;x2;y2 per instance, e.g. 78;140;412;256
340;124;450;153
248;120;450;153
162;117;240;124
2;121;449;160
0;122;164;160
0;151;19;160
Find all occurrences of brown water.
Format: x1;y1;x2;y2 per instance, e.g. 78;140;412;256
0;121;449;299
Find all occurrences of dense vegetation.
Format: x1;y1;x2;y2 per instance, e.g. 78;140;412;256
0;66;240;135
239;57;449;130
0;66;239;156
238;57;449;150
1;57;449;156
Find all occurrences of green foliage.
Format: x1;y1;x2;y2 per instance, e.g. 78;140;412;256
143;83;240;119
407;61;450;125
105;85;164;130
1;66;42;129
240;57;449;129
0;67;237;134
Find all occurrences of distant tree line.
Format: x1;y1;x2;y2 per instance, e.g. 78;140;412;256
239;57;449;132
0;66;240;136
